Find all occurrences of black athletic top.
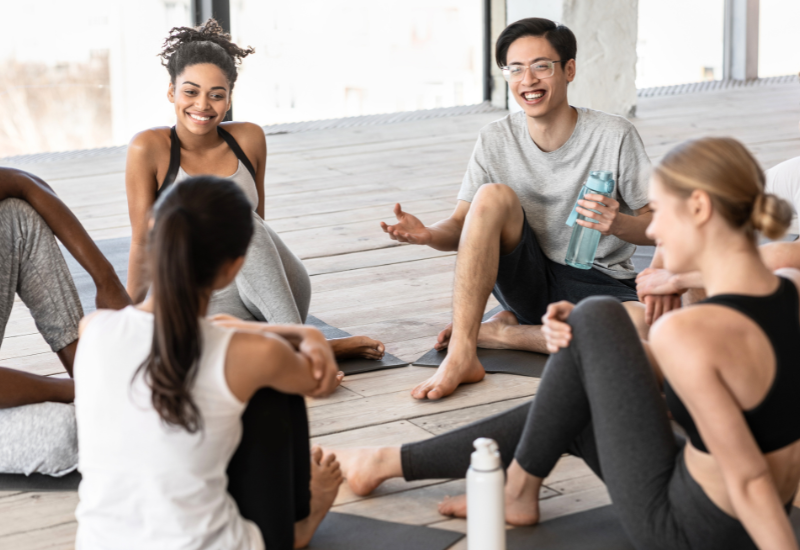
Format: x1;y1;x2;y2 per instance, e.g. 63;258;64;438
156;125;257;199
665;276;800;454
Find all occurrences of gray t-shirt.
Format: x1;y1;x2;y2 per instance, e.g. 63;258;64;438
458;108;651;278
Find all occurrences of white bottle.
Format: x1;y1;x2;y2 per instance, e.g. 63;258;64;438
467;438;506;550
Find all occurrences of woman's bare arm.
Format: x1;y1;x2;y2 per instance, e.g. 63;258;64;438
653;314;799;550
125;131;164;303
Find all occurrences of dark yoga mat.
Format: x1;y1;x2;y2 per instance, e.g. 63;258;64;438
506;504;800;549
62;237;407;375
413;305;548;378
0;470;81;492
309;512;463;550
306;316;409;376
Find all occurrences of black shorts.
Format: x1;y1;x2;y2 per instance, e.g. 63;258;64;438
493;214;640;325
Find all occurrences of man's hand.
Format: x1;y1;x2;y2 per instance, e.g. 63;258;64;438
541;301;575;353
298;327;342;398
95;277;132;310
635;267;685;299
636;267;685;326
380;203;432;245
576;194;620;236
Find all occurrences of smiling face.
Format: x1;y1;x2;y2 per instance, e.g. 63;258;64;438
646;175;707;274
505;35;575;118
168;63;231;135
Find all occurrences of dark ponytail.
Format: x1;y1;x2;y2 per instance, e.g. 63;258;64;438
138;176;253;433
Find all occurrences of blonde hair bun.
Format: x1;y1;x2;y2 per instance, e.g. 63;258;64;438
751;193;793;241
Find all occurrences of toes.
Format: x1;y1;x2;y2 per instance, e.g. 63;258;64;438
311;445;323;465
322;452;338;468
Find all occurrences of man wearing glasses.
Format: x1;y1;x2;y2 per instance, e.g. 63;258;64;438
382;18;656;400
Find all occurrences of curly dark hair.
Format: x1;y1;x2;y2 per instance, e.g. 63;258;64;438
159;18;255;90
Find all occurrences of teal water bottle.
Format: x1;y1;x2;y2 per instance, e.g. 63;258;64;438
565;171;616;270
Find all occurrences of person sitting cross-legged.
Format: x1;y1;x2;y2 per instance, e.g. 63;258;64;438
382;18;657;400
336;137;800;550
0;167;130;476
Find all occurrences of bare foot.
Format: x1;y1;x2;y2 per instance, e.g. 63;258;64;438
333;446;400;496
434;310;520;351
294;446;343;548
329;336;385;360
437;491;539;526
438;494;467;517
411;350;485;400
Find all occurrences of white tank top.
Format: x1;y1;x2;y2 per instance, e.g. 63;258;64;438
74;306;264;550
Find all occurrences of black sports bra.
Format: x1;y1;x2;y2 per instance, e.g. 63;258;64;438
664;277;800;454
155;125;257;199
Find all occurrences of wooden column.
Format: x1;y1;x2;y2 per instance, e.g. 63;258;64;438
723;0;760;80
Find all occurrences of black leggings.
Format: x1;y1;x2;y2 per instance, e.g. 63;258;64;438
402;296;784;550
227;389;310;550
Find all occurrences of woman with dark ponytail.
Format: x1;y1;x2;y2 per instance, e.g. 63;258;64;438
125;19;384;360
75;177;342;549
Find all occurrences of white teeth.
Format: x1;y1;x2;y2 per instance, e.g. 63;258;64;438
190;114;211;121
524;92;544;100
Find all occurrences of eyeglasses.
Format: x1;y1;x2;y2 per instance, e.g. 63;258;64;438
501;60;563;83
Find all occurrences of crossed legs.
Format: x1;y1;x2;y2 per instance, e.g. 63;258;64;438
411;184;649;400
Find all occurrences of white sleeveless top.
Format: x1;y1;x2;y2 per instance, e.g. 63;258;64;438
73;306;264;550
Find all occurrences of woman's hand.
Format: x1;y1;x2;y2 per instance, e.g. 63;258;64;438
298;328;343;398
541;301;575;353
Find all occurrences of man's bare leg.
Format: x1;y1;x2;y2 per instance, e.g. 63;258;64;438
435;301;649;354
411;184;526;400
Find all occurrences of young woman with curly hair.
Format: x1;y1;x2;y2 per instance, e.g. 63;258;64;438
125;19;384;361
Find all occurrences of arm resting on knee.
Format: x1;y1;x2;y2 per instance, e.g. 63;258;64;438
0;168;130;309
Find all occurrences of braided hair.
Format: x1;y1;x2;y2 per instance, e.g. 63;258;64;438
159;18;255;90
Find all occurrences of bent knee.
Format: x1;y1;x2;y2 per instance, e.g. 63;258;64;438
569;296;629;331
471;183;521;214
0;198;51;234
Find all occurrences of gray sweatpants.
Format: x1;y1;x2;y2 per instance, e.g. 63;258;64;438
401;297;782;550
208;216;311;324
0;198;82;475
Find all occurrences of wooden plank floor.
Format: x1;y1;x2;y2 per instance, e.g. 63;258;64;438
1;80;799;548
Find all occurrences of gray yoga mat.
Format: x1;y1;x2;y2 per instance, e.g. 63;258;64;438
506;504;800;549
309;512;463;550
413;305;549;378
62;237;407;375
0;470;81;492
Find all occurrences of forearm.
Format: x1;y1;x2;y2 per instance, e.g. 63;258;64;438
612;212;655;246
127;243;151;304
6;170;118;287
0;367;74;408
732;474;799;550
426;217;464;251
672;271;704;291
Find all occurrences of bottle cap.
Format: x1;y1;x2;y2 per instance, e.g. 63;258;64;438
470;438;501;471
585;171;615;194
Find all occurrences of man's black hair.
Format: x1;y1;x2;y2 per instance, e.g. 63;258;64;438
495;18;577;68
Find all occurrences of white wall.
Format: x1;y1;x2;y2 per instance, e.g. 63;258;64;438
505;0;639;117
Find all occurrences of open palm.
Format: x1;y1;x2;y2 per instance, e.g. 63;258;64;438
380;203;432;245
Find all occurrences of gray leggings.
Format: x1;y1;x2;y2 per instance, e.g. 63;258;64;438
402;296;784;550
208;217;311;324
